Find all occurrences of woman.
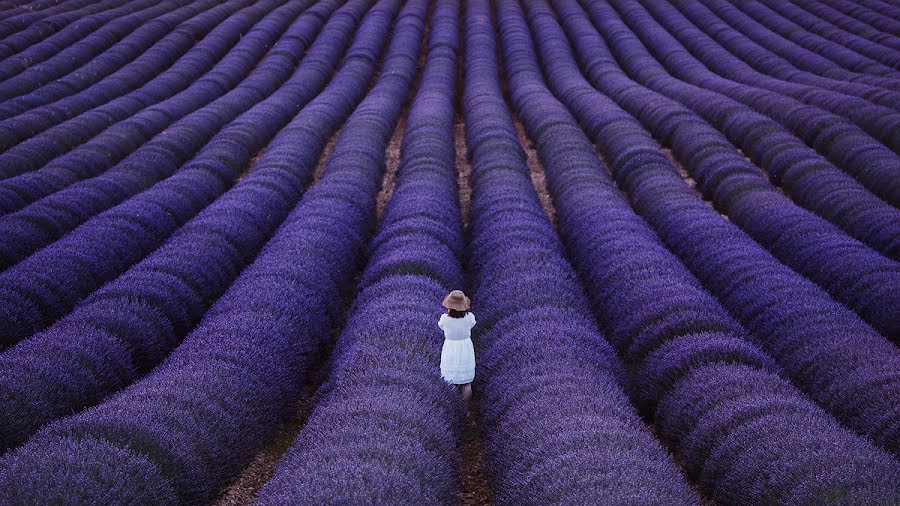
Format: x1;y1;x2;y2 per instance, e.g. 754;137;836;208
438;290;476;402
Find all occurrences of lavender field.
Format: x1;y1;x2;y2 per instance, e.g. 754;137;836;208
0;0;898;503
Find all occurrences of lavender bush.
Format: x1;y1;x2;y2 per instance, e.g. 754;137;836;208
498;1;900;501
708;0;900;75
600;1;900;210
0;0;426;503
629;0;900;155
594;0;900;240
461;0;700;502
257;2;464;502
0;0;295;177
0;0;896;503
0;0;156;71
752;0;900;65
0;0;354;347
0;0;388;452
531;0;900;456
662;0;900;108
0;0;110;41
0;0;236;110
572;1;900;337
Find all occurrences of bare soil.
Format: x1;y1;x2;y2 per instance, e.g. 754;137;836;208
659;146;698;190
658;144;735;221
313;131;339;183
459;412;493;506
213;369;325;506
238;150;264;181
453;119;493;505
455;116;472;227
213;117;342;505
512;117;558;227
376;111;405;220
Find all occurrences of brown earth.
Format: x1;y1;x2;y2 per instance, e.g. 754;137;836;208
313;131;340;183
659;146;698;190
512;116;558;226
454;116;493;506
213;366;327;505
376;111;405;220
659;144;736;221
459;411;493;506
454;116;472;227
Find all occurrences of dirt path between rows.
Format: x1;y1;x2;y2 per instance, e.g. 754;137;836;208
455;112;493;506
512;116;558;227
213;365;327;506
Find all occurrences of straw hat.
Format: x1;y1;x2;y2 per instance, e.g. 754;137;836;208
442;290;471;311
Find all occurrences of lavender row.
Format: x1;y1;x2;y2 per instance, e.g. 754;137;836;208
573;2;900;259
0;0;102;41
699;0;900;82
0;0;43;20
258;2;463;503
0;1;420;502
0;0;154;80
0;0;298;195
0;0;383;452
860;0;900;21
0;0;232;160
739;0;900;72
0;0;211;107
664;0;900;108
0;0;339;264
631;0;900;151
592;0;900;255
0;0;351;348
794;0;900;50
461;1;700;502
576;1;900;338
790;0;900;52
557;0;900;452
0;0;135;64
503;1;900;502
0;0;240;119
0;0;60;23
836;0;900;17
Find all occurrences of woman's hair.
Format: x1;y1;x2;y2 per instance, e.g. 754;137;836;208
448;309;468;318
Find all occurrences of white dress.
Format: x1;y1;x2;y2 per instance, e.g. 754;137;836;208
439;312;476;385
